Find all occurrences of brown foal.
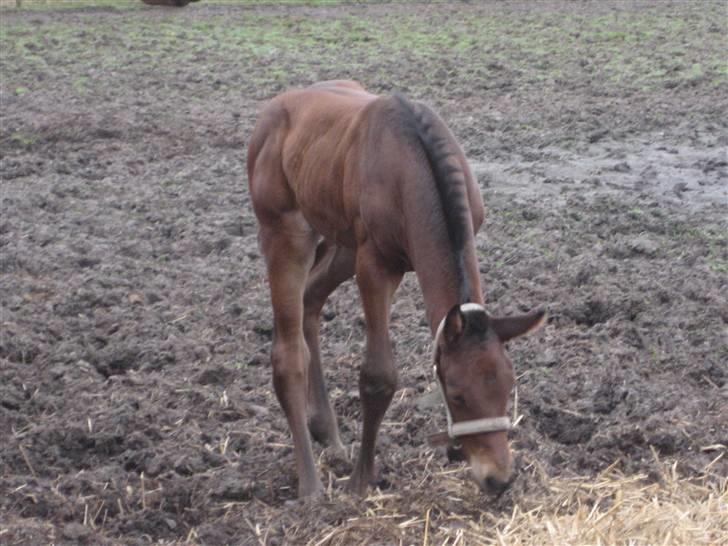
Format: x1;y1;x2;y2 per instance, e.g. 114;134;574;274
247;80;545;499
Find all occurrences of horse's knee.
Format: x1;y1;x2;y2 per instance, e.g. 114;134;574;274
360;366;398;400
271;340;309;388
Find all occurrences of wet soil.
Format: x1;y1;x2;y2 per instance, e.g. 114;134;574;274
1;1;726;544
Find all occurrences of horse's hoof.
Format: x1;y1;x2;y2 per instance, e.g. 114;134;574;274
323;441;348;462
297;480;325;500
346;481;366;497
345;472;370;497
308;417;345;451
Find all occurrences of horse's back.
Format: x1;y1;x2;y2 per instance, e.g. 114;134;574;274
247;81;381;241
247;80;376;185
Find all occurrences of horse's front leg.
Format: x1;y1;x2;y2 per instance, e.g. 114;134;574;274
303;242;355;452
348;246;403;495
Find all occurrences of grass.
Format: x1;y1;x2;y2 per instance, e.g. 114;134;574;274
2;2;725;95
1;0;375;8
8;131;36;147
2;1;724;159
684;227;728;274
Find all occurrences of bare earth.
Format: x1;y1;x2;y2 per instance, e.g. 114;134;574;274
1;1;726;544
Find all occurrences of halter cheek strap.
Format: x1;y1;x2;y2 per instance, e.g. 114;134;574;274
428;303;512;447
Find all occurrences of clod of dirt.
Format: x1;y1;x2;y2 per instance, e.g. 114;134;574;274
172;452;207;476
194;365;236;386
611;162;632;173
211;469;255;501
567;296;615;327
592;380;627;414
647;431;679;455
1;384;26;411
588;129;609;143
223;221;245;237
93;348;140;377
534;349;559;368
606;235;660;259
627;235;659;256
534;406;597;445
61;522;92;542
687;360;726;388
572;263;599;286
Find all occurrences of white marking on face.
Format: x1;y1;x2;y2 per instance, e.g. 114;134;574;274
432;303;486;358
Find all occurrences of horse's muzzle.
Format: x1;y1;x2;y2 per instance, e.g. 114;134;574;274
479;474;511;497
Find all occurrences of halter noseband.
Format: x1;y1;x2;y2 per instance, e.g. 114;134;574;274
428;303;512;447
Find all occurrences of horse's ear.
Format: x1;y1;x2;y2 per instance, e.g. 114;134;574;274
442;304;466;346
491;309;547;342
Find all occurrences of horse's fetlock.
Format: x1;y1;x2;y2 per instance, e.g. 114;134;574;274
308;412;333;442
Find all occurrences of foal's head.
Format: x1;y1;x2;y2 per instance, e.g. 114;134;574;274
434;304;546;496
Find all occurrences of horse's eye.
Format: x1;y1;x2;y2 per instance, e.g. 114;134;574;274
452;395;466;407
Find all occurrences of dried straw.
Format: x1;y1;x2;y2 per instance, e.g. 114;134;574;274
300;452;727;546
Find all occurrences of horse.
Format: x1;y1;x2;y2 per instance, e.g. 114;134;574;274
247;80;546;499
141;0;199;7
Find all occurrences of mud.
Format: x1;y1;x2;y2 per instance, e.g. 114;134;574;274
1;1;726;544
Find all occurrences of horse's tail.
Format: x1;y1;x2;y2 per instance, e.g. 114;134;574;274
392;93;474;304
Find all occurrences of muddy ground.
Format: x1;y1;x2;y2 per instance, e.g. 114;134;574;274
1;1;726;544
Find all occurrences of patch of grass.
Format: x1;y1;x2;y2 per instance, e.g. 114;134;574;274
1;1;724;155
0;0;376;9
9;131;37;147
72;76;88;94
3;3;725;97
667;225;728;273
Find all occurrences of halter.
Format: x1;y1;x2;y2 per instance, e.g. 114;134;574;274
427;303;512;447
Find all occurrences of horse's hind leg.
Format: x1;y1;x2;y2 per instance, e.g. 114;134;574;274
303;242;355;452
259;213;322;498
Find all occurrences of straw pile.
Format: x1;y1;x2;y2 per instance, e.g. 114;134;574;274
290;450;726;546
483;458;726;546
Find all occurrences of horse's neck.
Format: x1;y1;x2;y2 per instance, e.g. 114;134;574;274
412;240;484;337
400;182;484;336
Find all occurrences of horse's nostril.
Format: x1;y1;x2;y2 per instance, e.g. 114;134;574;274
446;444;465;462
482;476;509;496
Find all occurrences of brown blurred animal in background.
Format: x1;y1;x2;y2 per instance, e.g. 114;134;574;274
141;0;200;7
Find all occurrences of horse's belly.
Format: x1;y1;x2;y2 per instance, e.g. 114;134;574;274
296;183;356;247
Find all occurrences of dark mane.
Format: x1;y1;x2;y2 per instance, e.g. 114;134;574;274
391;92;472;304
